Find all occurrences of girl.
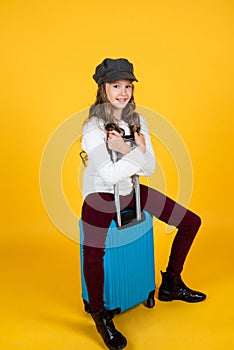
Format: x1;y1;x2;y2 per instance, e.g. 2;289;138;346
81;58;206;350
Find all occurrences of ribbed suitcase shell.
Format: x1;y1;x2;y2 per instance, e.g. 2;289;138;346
79;210;156;313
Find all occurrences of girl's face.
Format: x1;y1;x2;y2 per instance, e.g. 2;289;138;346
105;80;133;111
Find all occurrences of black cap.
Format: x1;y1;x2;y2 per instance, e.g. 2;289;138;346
93;58;138;86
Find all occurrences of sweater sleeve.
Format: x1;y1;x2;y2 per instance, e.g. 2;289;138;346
135;115;156;176
82;117;156;186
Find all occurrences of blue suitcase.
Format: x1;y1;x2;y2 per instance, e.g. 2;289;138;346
80;137;155;313
79;209;156;313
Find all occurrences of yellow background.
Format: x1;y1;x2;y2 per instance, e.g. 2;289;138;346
1;0;233;349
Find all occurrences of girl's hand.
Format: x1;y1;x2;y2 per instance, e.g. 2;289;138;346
107;130;131;155
134;132;146;153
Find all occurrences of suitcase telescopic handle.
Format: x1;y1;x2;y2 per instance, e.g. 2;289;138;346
133;174;142;222
111;150;141;227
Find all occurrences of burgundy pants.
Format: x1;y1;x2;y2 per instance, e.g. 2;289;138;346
81;184;201;312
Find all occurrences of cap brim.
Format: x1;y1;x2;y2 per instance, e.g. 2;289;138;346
104;71;138;84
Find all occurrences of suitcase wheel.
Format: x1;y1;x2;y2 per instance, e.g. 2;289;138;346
83;299;121;316
145;290;155;308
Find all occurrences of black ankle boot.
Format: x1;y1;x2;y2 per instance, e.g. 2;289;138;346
90;309;127;350
158;271;206;303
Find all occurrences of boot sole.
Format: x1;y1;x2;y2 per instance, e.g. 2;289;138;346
158;294;206;303
105;339;127;350
158;295;173;302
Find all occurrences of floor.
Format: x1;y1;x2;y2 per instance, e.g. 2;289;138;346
1;220;233;350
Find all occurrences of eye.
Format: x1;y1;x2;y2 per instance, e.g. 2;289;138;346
126;84;132;89
113;84;120;88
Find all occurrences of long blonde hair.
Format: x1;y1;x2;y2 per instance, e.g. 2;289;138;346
85;83;141;133
80;83;140;166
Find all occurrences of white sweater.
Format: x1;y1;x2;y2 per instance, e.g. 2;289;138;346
81;115;156;199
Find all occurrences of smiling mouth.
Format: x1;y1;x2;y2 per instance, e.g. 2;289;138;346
116;98;127;103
